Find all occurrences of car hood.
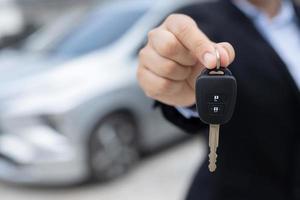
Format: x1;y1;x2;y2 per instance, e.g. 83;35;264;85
0;51;136;116
0;49;65;85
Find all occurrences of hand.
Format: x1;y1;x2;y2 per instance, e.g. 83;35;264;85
137;14;235;107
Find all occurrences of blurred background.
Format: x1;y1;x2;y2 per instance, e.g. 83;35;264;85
0;0;206;199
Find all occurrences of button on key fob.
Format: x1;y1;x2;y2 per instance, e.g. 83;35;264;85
196;68;237;125
195;67;237;172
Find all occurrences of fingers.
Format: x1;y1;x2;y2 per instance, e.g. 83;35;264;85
137;64;183;97
137;14;237;107
163;14;235;69
148;28;198;66
139;45;192;81
137;65;195;106
163;14;215;68
185;42;236;90
218;42;236;66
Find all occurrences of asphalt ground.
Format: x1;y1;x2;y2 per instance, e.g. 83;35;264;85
0;138;206;200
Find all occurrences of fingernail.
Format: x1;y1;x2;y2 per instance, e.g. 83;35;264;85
203;52;215;68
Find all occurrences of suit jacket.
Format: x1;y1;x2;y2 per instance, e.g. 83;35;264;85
157;1;300;200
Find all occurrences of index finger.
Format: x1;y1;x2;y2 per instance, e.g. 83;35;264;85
163;14;223;68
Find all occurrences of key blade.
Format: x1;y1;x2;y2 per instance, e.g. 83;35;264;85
209;162;217;172
209;124;219;148
208;124;220;172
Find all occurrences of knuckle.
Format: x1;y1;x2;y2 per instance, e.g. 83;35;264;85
158;79;173;94
166;14;180;24
177;20;193;35
148;28;159;40
145;90;155;99
146;88;161;99
158;37;179;57
147;30;154;39
173;15;196;35
165;14;197;39
166;14;193;26
162;60;177;76
194;39;211;53
138;47;147;60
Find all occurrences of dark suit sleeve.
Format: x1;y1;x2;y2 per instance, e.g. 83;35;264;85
154;3;220;134
155;102;206;134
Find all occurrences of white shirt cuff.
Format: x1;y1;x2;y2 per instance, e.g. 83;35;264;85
176;106;199;119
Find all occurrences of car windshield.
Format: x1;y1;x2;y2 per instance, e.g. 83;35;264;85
23;3;149;57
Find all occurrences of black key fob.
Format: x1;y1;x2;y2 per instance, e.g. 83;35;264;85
195;68;237;125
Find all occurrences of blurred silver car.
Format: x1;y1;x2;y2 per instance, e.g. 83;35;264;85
0;0;195;185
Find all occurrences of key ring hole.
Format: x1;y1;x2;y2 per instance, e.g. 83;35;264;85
209;70;225;75
215;47;221;70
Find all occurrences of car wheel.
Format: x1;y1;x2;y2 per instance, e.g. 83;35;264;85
88;112;139;182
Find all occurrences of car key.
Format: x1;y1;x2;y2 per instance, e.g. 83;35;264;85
195;49;237;172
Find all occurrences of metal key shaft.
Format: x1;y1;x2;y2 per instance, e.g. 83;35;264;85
208;47;221;173
208;124;220;172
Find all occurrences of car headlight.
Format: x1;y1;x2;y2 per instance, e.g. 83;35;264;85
1;116;45;132
0;114;65;135
0;114;75;164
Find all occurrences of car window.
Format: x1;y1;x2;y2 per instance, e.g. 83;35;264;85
22;8;86;52
52;6;148;57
